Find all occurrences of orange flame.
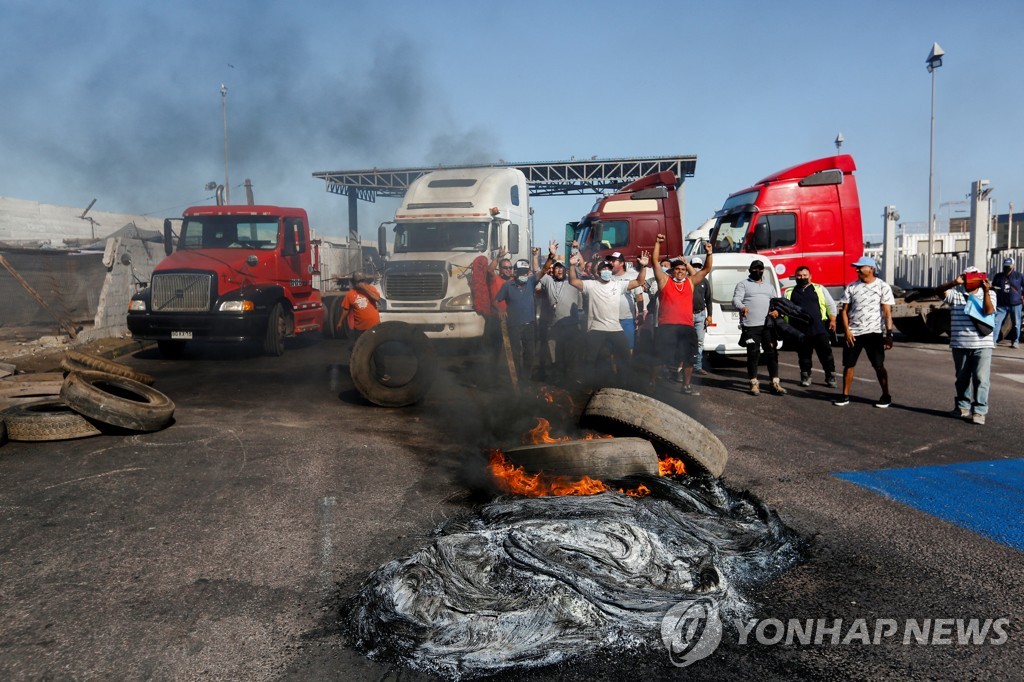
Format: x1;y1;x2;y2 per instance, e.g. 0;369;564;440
489;449;611;497
523;418;613;445
659;457;687;476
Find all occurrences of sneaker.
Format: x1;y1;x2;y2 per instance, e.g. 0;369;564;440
832;396;850;406
749;378;760;396
1013;342;1020;349
973;413;986;425
682;384;700;396
799;373;812;387
673;368;684;383
952;407;970;419
874;394;892;408
770;379;787;395
825;375;838;389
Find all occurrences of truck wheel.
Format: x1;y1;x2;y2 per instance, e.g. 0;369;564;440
61;350;155;386
501;437;660;481
322;297;337;339
157;340;187;358
349;322;436;407
263;303;286;356
1;399;102;441
580;387;728;477
60;370;175;432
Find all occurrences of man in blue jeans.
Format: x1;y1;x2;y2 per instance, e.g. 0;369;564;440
689;255;712;375
938;267;996;425
992;257;1023;348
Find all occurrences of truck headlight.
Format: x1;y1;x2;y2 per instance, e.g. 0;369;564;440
441;293;474;311
128;300;147;312
218;300;255;312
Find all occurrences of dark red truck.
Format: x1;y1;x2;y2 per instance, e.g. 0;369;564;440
127;204;324;357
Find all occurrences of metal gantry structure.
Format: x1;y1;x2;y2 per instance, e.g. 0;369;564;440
312;156;697;234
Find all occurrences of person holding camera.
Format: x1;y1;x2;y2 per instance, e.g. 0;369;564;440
937;267;997;425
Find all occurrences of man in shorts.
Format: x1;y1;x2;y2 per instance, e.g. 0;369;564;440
834;256;895;407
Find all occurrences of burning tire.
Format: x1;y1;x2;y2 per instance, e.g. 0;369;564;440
61;350;155;386
1;399;102;442
581;388;728;477
60;370;174;432
502;437;660;480
349;322;436;407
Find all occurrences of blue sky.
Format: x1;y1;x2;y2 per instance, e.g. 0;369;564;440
2;0;1022;248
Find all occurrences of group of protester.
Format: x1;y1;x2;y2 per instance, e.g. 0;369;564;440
340;240;1018;427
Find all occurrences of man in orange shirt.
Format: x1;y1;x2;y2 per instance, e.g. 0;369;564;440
337;272;381;342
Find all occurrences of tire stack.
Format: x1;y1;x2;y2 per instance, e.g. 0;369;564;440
0;350;175;444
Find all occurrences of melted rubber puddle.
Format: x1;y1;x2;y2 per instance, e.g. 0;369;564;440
343;475;804;678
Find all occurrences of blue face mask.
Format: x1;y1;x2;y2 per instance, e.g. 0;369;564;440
599;270;613;282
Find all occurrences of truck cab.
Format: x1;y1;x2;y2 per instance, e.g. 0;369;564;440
127;205;323;356
377;167;531;339
710;155;863;298
566;171;684;264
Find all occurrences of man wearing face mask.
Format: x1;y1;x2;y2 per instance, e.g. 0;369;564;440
784;265;838;387
733;259;786;396
496;259;539;381
936;267;996;424
991;257;1022;348
568;250;649;385
650;235;713;395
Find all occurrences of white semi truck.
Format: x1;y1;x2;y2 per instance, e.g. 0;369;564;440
376;167;532;339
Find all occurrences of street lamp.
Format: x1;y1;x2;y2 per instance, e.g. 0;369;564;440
834;132;844;154
926;42;944;286
221;83;230;204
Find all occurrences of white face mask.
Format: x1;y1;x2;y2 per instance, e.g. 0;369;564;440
599;270;613;282
517;274;528;284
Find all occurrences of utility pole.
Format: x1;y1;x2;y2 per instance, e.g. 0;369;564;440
221;83;230;204
926;43;945;287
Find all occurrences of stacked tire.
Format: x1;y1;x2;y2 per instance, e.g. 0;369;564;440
0;351;174;444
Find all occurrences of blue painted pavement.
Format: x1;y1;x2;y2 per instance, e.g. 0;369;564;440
836;458;1024;552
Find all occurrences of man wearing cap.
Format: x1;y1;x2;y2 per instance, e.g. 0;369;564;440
733;259;786;396
568;249;649;385
607;251;644;352
991;257;1022;348
337;272;381;341
936;267;996;424
536;241;583;382
834;256;895;407
496;257;540;380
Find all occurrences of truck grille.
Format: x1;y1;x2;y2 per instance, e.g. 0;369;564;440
151;273;213;312
384;272;446;301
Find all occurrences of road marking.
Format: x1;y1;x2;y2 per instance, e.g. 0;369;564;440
778;362;874;383
319;496;337;596
996;373;1024;384
835;459;1024;551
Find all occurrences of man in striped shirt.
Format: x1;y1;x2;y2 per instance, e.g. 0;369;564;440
937;267;996;425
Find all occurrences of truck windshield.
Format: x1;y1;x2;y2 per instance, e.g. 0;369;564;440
393;222;488;253
571;220;629;251
711;212;754;253
179;217;280;250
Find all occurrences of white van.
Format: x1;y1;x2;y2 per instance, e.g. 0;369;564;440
703;253;781;357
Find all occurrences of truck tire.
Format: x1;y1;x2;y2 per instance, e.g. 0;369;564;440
349;322;435;407
1;399;102;442
263;303;286;356
60;371;174;432
322;296;337;339
501;437;660;480
580;387;728;477
61;350;155;386
157;340;188;358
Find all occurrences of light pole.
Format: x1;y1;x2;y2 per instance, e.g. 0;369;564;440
926;43;944;286
221;83;230;204
834;132;844;155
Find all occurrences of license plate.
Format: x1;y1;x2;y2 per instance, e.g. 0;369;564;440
171;331;193;339
729;312;739;320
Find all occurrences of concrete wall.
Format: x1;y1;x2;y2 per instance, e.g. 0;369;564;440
0;196;165;246
78;237;165;342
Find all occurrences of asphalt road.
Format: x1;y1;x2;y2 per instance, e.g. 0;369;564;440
0;336;1021;680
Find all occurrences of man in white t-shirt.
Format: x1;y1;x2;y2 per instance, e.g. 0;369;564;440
568;250;649;384
937;267;997;424
834;256;896;408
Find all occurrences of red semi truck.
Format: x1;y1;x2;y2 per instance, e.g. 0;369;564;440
127;204;325;357
566;171;685;263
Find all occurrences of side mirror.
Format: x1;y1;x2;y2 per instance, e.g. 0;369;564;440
378;223;389;259
753;222;771;251
163;219;173;256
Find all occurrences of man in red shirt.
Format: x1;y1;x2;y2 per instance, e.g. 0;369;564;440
650;235;714;394
338;272;381;341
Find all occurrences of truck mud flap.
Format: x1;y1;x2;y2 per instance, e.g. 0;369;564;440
349;322;436;407
60;371;175;432
580;387;728;477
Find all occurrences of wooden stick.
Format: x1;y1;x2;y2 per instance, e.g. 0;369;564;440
500;317;519;394
0;254;78;339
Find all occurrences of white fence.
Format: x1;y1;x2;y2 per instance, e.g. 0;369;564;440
878;248;1024;289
